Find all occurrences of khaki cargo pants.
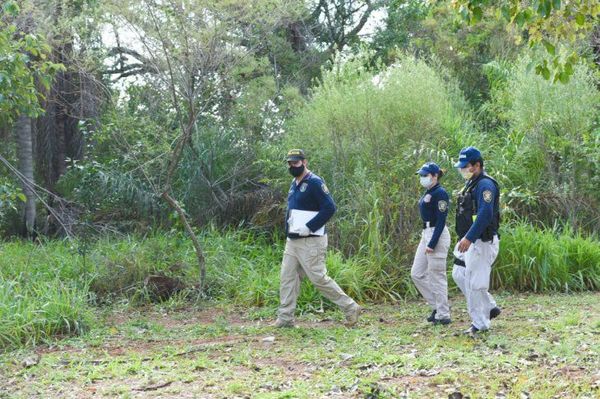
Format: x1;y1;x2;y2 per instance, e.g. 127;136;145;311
411;226;451;320
277;235;358;322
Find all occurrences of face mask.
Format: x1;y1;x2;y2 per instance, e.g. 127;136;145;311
459;167;473;180
419;176;433;188
289;164;305;177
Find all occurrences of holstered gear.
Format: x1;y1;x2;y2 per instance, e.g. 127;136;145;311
455;173;500;242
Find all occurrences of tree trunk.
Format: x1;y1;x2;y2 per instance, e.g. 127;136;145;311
160;116;207;291
161;191;206;291
15;115;36;236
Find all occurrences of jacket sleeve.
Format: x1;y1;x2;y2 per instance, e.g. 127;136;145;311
427;190;449;249
465;180;496;242
306;180;336;232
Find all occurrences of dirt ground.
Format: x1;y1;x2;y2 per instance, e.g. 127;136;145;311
1;292;599;398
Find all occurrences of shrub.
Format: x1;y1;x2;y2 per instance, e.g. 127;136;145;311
272;52;471;279
483;56;600;233
494;222;600;292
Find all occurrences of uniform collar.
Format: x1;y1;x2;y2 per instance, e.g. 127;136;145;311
460;171;488;194
468;171;486;187
295;172;312;186
426;183;440;194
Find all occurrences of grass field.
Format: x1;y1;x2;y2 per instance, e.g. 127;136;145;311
1;292;598;398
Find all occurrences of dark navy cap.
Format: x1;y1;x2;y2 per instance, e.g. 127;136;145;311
286;149;306;162
416;162;441;176
454;146;482;168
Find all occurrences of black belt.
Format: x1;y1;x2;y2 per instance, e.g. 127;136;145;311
287;234;322;239
454;257;466;267
422;221;433;229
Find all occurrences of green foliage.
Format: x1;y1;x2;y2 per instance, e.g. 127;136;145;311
0;1;64;124
0;179;24;218
483;56;600;231
372;0;432;62
450;0;599;82
277;52;467;265
494;222;600;292
505;57;598;136
377;2;520;106
0;240;94;348
57;160;165;227
0;178;24;236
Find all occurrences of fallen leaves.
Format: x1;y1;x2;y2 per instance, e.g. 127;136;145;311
21;354;40;368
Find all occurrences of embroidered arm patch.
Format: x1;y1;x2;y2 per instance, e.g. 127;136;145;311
483;190;493;203
438;200;448;212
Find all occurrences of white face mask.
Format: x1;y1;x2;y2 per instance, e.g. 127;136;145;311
459;168;473;180
419;175;433;188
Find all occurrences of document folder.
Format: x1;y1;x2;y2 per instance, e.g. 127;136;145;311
288;209;325;236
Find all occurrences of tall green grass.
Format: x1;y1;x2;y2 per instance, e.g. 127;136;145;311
0;235;194;350
0;280;92;348
0;229;392;349
483;56;600;232
1;223;598;349
494;222;600;292
200;229;387;309
0;241;94;348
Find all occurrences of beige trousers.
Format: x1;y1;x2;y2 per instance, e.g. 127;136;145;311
452;237;499;330
411;226;451;319
277;235;357;322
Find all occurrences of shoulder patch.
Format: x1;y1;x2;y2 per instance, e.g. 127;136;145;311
321;183;330;194
438;200;448;212
483;190;493;203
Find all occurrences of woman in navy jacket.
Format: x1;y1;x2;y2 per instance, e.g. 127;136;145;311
411;162;452;325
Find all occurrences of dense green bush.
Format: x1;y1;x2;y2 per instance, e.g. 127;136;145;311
1;223;599;349
0;240;94;348
482;57;600;233
0;230;388;349
494;222;600;292
0;179;24;236
276;53;470;267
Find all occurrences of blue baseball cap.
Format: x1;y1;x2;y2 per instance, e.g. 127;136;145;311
454;146;482;168
416;162;441;176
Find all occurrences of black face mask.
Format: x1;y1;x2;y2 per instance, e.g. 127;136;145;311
289;164;305;177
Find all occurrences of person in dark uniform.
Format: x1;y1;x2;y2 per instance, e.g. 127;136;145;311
273;149;361;328
411;162;452;325
452;146;502;335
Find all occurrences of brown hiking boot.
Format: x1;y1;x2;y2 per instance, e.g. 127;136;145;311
344;305;361;327
272;318;294;328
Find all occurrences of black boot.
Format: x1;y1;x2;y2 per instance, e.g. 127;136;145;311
426;309;437;322
433;318;451;325
490;307;501;319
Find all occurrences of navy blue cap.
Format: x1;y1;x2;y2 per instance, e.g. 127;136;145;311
286;149;306;162
454;146;482;168
416;162;441;176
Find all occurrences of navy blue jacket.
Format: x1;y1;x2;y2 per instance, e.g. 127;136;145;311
465;176;499;242
286;172;336;238
419;183;449;249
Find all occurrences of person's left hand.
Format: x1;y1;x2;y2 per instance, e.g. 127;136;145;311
425;247;434;254
458;237;472;253
297;225;311;237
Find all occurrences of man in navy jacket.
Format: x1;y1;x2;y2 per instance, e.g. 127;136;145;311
274;149;360;328
453;146;502;335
